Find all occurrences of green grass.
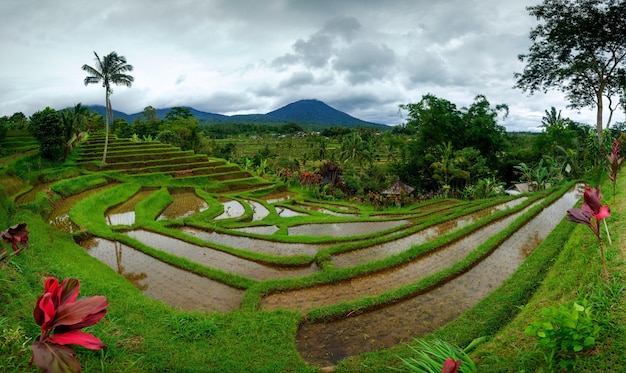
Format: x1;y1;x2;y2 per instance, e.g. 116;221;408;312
2;136;625;373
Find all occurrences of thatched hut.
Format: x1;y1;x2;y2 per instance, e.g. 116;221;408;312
382;179;415;195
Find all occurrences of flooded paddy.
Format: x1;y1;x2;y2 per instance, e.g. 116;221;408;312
106;189;157;225
125;229;318;280
294;188;580;366
157;191;208;220
287;220;408;237
246;200;270;221
332;197;527;268
259;191;296;203
48;184;116;233
180;227;326;256
80;237;244;312
231;225;280;235
260;201;533;313
215;199;246;220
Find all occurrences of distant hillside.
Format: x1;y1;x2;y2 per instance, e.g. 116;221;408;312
265;99;381;127
85;99;387;129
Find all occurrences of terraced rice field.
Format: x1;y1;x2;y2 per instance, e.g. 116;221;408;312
15;134;583;367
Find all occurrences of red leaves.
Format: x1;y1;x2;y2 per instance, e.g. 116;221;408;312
566;185;610;238
1;222;29;256
32;277;108;373
441;358;462;373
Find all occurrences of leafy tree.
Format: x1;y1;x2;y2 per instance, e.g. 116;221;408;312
9;112;28;129
159;107;201;151
82;51;134;165
514;0;626;144
279;122;304;134
541;107;564;128
112;118;133;139
29;107;64;160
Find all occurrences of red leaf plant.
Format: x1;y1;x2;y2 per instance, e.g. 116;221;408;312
566;185;611;284
441;358;462;373
606;139;624;200
31;277;108;373
0;222;29;262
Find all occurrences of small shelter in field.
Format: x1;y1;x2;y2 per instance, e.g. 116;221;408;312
382;179;415;195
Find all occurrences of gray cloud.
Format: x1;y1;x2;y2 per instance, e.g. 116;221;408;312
0;0;609;130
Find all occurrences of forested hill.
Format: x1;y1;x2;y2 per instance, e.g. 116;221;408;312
87;99;386;129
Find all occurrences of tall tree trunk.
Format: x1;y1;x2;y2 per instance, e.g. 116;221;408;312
596;90;604;145
101;94;110;166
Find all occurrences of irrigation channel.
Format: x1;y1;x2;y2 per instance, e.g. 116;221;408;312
66;182;582;367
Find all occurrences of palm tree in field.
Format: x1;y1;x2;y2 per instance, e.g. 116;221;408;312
82;51;134;166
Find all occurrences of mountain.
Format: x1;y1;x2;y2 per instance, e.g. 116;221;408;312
86;99;387;128
265;99;380;127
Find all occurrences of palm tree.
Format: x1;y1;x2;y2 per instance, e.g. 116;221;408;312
82;51;134;166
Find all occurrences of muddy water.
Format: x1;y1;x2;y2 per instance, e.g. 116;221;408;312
48;184;116;233
260;191;296;203
332;197;527;268
246;200;270;221
106;189;157;225
231;225;280;235
295;204;359;217
288;220;408;237
215;199;246;220
277;207;308;217
295;188;581;366
125;229;318;280
157;191;208;220
80;237;244;312
260;201;536;313
180;227;326;256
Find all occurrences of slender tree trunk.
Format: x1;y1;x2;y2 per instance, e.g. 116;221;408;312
596;90;604;145
101;93;110;166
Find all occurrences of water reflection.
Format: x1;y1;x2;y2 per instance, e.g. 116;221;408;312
295;188;580;366
80;237;244;312
215;199;245;220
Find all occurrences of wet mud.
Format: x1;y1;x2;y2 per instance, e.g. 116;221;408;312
106;189;157;225
288;220;408;237
48;184;115;233
157;191;208;220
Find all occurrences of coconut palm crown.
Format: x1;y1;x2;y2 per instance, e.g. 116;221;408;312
82;51;134;165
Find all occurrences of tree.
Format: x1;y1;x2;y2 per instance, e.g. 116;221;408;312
541;107;564;128
82;51;134;165
514;0;626;144
29;107;64;160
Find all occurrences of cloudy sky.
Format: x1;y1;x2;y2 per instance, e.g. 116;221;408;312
0;0;615;131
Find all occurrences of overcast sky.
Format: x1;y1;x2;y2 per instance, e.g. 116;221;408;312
0;0;616;131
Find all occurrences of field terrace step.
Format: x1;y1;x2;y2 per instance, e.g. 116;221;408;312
126;160;228;175
78;154;210;172
79;143;175;156
79;149;194;164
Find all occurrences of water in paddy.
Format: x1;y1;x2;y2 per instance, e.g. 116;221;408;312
106;189;157;225
246;200;270;221
215;199;245;220
125;229;318;280
295;204;359;217
48;184;116;233
259;191;296;203
260;200;535;313
277;207;308;217
332;197;527;268
80;237;244;312
294;187;581;366
180;227;326;256
231;225;280;235
157;191;208;220
287;220;409;237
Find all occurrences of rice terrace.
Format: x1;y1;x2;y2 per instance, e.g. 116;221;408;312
3;0;626;370
2;111;626;373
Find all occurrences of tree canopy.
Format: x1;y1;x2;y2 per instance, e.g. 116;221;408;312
514;0;626;144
